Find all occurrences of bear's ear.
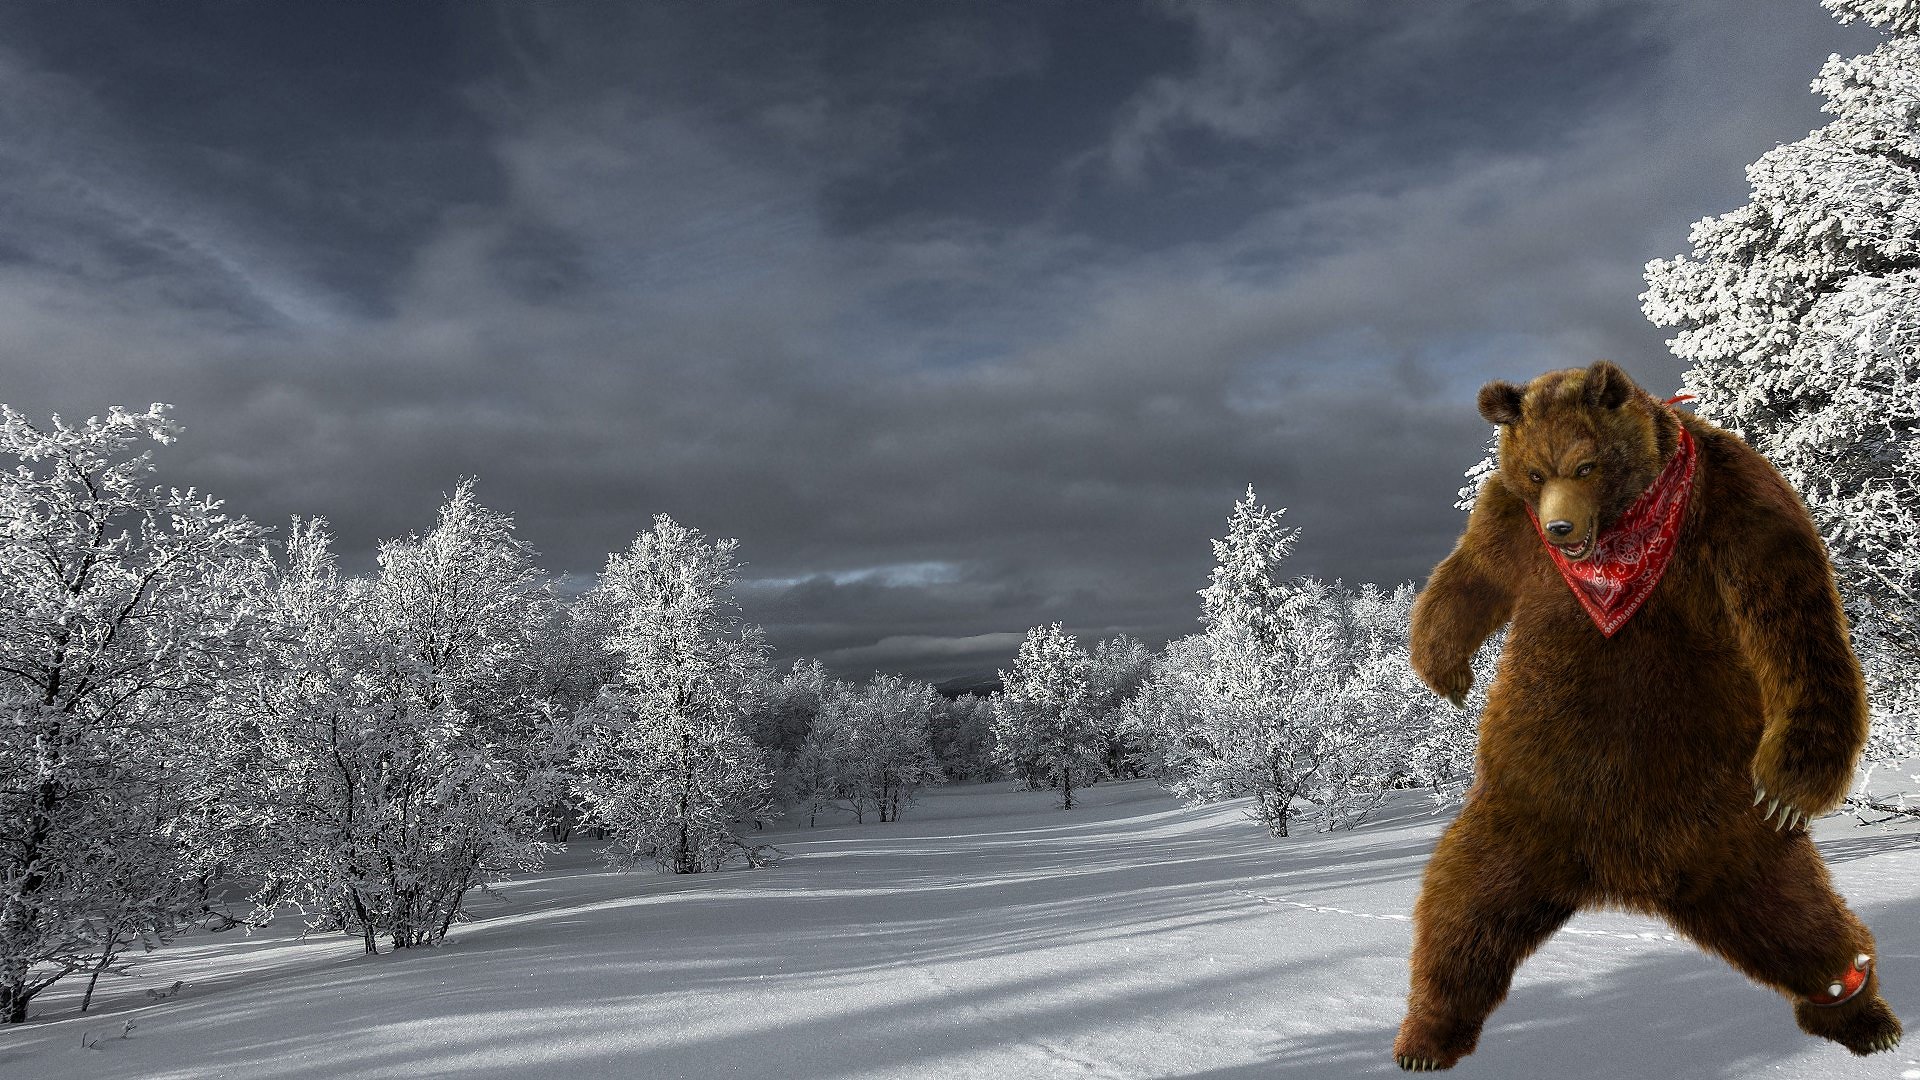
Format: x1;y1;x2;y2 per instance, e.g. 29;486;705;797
1582;360;1633;410
1477;380;1525;426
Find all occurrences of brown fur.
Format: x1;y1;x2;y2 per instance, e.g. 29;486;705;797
1394;361;1900;1070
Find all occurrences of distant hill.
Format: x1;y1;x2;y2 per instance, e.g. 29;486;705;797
934;673;1002;699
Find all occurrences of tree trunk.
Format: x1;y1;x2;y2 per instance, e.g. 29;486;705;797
351;893;378;955
677;730;695;874
436;884;469;943
79;929;126;1012
1262;791;1290;837
0;779;61;1021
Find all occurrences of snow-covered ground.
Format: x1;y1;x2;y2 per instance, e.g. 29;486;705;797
2;780;1916;1079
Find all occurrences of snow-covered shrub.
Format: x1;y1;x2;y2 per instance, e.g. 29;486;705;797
226;484;567;953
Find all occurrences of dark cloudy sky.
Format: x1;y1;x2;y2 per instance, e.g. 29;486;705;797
0;0;1873;681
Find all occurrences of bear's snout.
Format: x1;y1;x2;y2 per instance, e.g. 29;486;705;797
1536;480;1597;560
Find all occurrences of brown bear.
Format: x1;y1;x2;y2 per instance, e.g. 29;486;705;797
1393;360;1902;1071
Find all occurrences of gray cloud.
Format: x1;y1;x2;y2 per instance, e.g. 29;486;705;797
0;0;1875;681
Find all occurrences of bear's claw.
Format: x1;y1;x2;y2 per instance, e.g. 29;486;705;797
1862;1033;1900;1054
1395;1055;1446;1071
1753;783;1809;831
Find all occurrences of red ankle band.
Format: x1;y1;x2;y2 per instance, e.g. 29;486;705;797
1806;954;1870;1007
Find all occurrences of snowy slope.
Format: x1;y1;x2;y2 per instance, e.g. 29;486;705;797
2;780;1916;1080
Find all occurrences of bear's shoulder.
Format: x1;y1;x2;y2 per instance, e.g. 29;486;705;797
1464;471;1539;566
1677;413;1809;526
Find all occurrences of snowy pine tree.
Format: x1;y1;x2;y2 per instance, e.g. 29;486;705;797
1186;488;1330;836
1130;489;1450;835
1642;0;1920;777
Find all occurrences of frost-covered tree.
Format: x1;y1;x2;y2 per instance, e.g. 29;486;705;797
1642;0;1920;777
1131;489;1417;836
1202;487;1302;646
1309;580;1428;828
994;624;1103;809
573;516;774;873
0;405;263;1021
1087;635;1153;779
523;599;622;842
1124;637;1196;774
795;683;870;822
1191;581;1347;838
744;660;834;819
229;484;566;954
525;591;621;732
789;708;851;827
1130;487;1494;832
1186;488;1329;835
788;674;941;824
1455;435;1501;514
931;692;999;784
1284;581;1384;829
844;675;942;822
746;658;831;762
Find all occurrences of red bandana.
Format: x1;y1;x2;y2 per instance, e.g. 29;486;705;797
1525;420;1697;637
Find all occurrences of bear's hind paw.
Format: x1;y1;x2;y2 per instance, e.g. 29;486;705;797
1795;993;1901;1056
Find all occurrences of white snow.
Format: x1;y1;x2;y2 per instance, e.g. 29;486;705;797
2;780;1915;1079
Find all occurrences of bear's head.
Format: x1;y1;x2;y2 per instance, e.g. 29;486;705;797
1477;360;1681;562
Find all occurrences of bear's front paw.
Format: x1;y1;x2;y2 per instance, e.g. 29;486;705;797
1415;660;1473;709
1751;737;1853;833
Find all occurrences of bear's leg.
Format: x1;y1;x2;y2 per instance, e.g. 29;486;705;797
1661;835;1901;1056
1394;811;1577;1071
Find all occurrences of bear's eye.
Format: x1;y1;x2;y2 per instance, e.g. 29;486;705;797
1575;462;1596;478
1528;470;1543;485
